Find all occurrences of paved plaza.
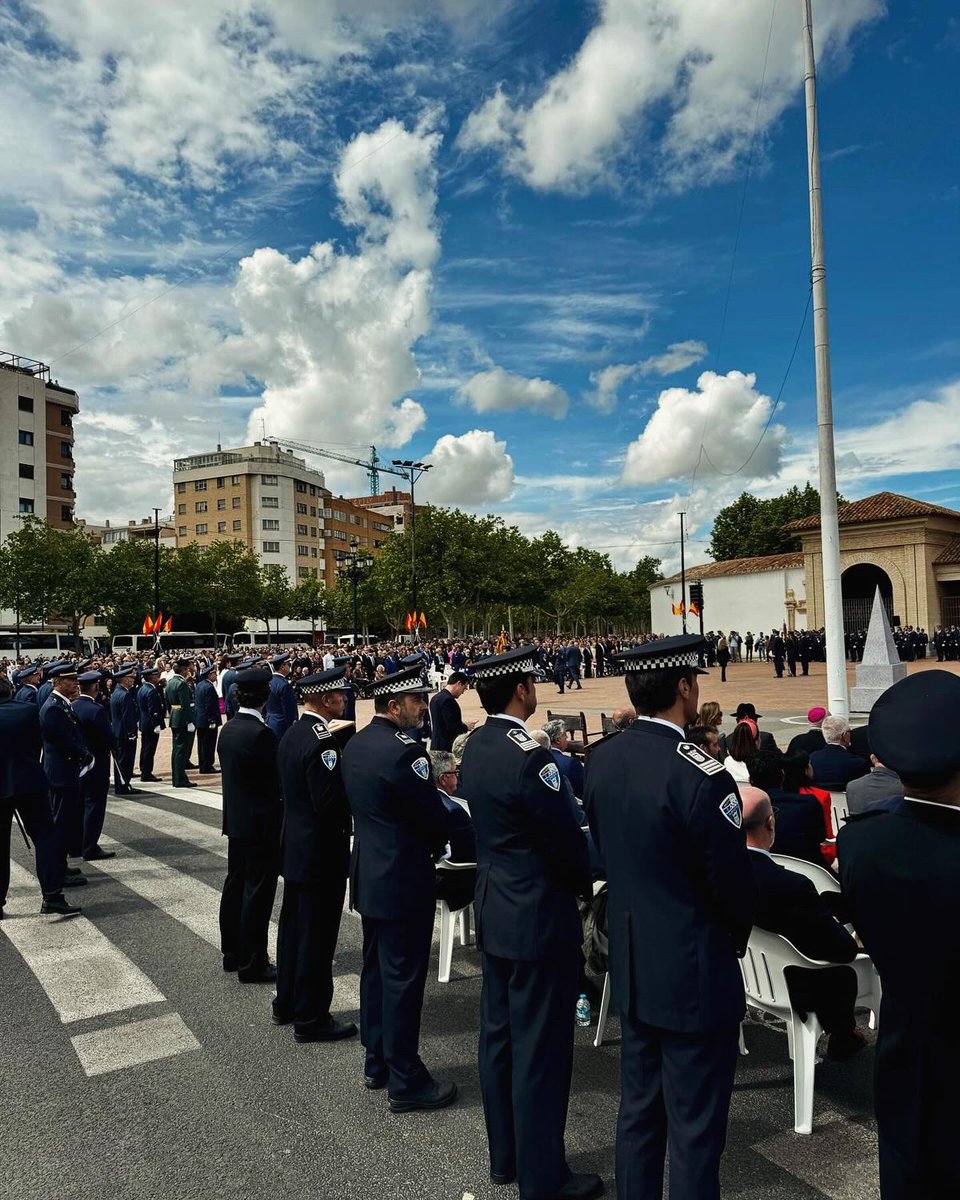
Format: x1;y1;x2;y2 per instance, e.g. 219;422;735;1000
4;658;956;1200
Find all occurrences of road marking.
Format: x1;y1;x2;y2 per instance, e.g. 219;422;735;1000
71;1012;200;1077
109;798;226;858
0;862;165;1024
135;783;223;812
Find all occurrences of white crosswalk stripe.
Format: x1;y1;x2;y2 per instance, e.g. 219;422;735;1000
109;798;227;858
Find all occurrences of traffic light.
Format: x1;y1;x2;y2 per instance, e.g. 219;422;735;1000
689;581;704;611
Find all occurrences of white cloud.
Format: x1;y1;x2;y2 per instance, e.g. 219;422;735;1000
639;339;708;376
458;366;569;419
425;429;515;505
586;340;707;411
586;363;637;414
458;0;882;193
621;369;787;484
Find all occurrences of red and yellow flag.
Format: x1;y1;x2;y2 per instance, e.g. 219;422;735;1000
142;613;152;635
671;602;686;616
419;611;427;629
163;615;173;633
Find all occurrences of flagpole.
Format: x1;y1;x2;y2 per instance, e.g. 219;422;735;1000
679;511;688;634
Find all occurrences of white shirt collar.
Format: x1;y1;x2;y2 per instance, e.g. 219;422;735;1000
237;706;265;723
747;845;774;859
634;714;686;737
301;711;328;729
488;713;528;729
904;796;960;814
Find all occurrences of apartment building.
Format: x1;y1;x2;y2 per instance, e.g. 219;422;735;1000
347;487;418;532
0;351;79;545
172;442;393;587
77;516;178;551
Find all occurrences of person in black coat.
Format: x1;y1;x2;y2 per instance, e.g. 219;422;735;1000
429;749;477;912
809;716;871;791
136;665;166;781
73;671;116;862
109;665;141;796
741;787;864;1059
837;670;960;1200
0;675;77;917
13;662;42;705
216;667;283;982
747;749;828;865
768;631;786;678
786;706;828;756
193;661;222;773
342;665;456;1114
274;669;357;1044
585;635;755;1200
428;672;473;752
39;665;94;889
460;647;600;1200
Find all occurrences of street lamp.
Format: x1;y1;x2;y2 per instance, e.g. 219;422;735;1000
337;536;374;646
390;459;431;640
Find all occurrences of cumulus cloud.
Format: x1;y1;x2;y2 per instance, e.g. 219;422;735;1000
586;340;707;411
425;430;515;506
458;0;882;192
458;366;569;419
640;339;708;376
621;369;786;485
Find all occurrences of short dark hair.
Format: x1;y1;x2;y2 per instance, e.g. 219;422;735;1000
747;749;784;791
687;725;717;751
782;750;810;793
625;667;697;717
448;671;468;686
236;680;270;708
476;674;530;715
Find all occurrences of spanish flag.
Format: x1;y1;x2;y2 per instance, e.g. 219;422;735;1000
671;602;686;616
142;613;152;635
689;602;700;618
419;611;427;629
163;615;173;633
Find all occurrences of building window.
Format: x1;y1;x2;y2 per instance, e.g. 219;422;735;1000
262;495;279;508
18;395;33;412
216;477;224;488
231;475;240;485
195;501;208;513
19;499;34;514
196;523;208;534
296;523;307;535
18;430;34;446
232;520;242;532
298;566;310;578
296;502;307;514
297;544;309;556
178;525;188;536
60;440;72;459
333;529;347;540
61;505;72;522
177;482;186;493
177;503;186;514
295;481;307;493
60;409;72;428
262;474;278;485
60;473;72;490
217;521;227;532
19;463;34;479
232;496;241;508
217;499;226;511
262;519;280;531
309;485;317;496
195;480;207;491
311;547;318;558
262;541;280;553
321;507;332;519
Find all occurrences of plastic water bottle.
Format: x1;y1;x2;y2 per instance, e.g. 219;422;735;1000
575;993;591;1027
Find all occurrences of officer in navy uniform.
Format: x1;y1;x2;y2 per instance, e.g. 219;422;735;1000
109;664;141;795
39;665;94;890
458;646;600;1200
37;661;68;709
194;660;222;773
137;664;165;781
274;668;358;1044
73;670;116;862
13;663;42;704
224;657;255;720
218;653;242;720
265;653;298;741
837;670;960;1200
584;635;755;1200
341;665;457;1113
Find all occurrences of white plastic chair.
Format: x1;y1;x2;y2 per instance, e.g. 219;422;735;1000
829;792;849;835
771;853;841;894
593;972;612;1048
436;860;476;983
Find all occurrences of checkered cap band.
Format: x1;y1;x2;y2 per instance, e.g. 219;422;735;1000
473;655;537;679
620;651;699;671
372;675;428;697
299;680;352;696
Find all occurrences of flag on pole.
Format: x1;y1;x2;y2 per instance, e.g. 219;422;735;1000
142;614;152;635
163;615;173;633
405;612;413;632
419;611;427;629
688;602;700;618
671;602;686;616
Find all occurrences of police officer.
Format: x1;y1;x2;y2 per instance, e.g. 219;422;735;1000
341;665;456;1113
274;668;357;1043
136;664;165;782
218;652;242;720
165;657;196;788
73;670;116;862
837;670;960;1200
0;673;78;917
13;662;42;704
265;653;298;741
39;664;94;891
194;660;222;773
458;646;599;1200
584;635;755;1200
110;664;141;796
37;660;69;709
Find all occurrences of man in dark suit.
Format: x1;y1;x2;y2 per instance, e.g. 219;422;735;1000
846;754;904;814
217;666;283;982
0;675;77;917
838;670;960;1200
193;660;222;773
265;653;298;741
585;635;755;1200
564;641;583;690
810;716;871;791
136;664;165;781
428;671;473;752
274;668;357;1044
748;749;828;865
73;670;116;862
768;631;786;677
429;749;476;912
459;646;598;1200
342;666;456;1114
39;665;94;892
741;786;864;1059
734;702;778;752
109;665;141;795
787;706;828;756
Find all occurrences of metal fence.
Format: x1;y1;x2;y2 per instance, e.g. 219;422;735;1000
843;594;893;633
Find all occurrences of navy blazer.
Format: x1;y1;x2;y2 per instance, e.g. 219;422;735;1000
277;714;351;884
766;788;828;865
137;682;166;732
439;792;476;864
264;672;297;740
428;688;467;752
39;694;91;787
748;849;856;963
217;713;282;844
0;695;48;799
110;685;139;745
72;694;114;782
194;678;222;729
809;743;871;791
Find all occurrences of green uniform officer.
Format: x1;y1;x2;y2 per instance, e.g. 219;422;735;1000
165;658;196;789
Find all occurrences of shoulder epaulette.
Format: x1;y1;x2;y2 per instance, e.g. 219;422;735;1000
311;723;333;741
395;731;415;745
506;727;540;752
677;741;724;775
584;729;621;754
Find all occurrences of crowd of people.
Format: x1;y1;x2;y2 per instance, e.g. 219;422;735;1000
2;629;957;1200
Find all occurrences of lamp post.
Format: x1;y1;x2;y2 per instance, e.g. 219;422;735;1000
390;459;431;641
337;536;374;646
152;507;161;619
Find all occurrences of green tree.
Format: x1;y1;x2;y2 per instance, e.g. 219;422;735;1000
171;541;260;640
93;538;157;634
288;576;329;639
708;484;845;561
255;563;292;645
0;518;100;647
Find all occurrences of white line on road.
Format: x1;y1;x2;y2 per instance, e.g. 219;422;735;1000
109;798;226;858
136;783;223;812
71;1012;200;1077
0;862;165;1024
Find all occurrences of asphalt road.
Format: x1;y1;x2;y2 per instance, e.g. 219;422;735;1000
1;773;881;1200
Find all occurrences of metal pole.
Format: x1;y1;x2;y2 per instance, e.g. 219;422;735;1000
679;512;688;634
801;0;848;717
409;472;418;642
152;507;161;618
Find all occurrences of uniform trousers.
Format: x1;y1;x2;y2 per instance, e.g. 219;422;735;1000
359;909;434;1098
196;726;218;774
773;656;785;678
139;730;159;778
616;1014;740;1200
114;737;137;791
479;949;580;1196
81;766;110;857
275;873;346;1028
49;784;83;863
218;836;280;972
1;792;66;904
171;727;195;786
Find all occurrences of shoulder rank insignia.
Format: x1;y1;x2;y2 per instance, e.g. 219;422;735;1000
677;741;724;775
411;756;430;780
311;723;332;741
395;731;415;744
506;727;539;752
719;793;742;828
539;762;561;791
321;749;338;771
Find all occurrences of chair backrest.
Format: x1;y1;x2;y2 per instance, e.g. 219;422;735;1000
741;929;825;1016
829;792;849;833
600;714;617;736
436;857;476;871
546;710;590;744
770;853;841;894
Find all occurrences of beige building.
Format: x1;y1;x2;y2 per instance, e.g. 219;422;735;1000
1;350;79;544
78;516;178;552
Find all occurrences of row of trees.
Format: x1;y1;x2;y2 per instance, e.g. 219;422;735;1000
708;484;844;562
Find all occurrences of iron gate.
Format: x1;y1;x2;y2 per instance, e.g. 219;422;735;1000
843;594;893;633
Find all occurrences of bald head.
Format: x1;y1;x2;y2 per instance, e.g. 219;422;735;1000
740;785;775;849
612;706;637;731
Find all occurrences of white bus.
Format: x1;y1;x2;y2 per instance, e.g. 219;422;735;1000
111;631;228;655
0;631;97;658
230;629;317;650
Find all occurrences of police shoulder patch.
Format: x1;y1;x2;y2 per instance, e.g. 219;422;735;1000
506;727;539;752
719;793;742;828
395;731;415;745
411;756;430;781
677;741;724;775
321;749;338;772
539;762;561;792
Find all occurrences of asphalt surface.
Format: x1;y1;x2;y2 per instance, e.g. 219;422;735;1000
1;744;882;1200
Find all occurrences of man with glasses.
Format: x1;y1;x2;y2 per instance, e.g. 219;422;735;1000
430;749;476;912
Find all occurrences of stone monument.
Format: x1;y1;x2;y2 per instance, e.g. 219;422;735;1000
850;586;908;712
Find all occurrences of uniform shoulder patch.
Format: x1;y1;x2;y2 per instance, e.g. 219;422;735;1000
719;793;742;828
506;727;539;752
539;762;561;791
677;741;724;775
411;756;430;781
311;723;333;740
395;731;415;745
321;749;338;771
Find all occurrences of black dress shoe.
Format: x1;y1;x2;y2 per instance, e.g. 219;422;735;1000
186;762;199;769
141;774;162;782
173;781;197;789
114;787;131;796
65;866;83;876
388;1079;458;1113
520;1172;604;1200
83;847;116;861
125;787;145;795
238;963;277;984
364;1071;388;1090
271;1004;292;1025
294;1017;358;1043
62;874;88;888
223;955;238;972
491;1170;517;1186
41;894;82;917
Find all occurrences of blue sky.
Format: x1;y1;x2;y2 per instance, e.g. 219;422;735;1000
1;1;958;572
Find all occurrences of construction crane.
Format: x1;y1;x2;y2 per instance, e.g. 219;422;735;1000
265;437;388;495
